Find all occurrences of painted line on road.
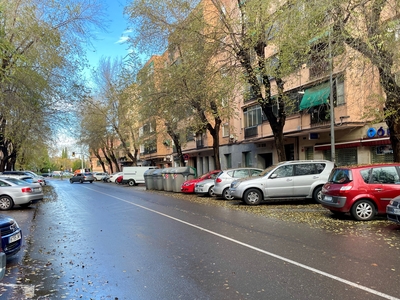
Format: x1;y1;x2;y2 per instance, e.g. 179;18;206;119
90;188;399;300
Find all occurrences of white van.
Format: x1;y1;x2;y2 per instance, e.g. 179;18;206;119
123;166;157;186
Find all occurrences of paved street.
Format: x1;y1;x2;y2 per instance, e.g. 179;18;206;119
1;179;400;299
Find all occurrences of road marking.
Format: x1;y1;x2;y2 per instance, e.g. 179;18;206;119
89;188;399;300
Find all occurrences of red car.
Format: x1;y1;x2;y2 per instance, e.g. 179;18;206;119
320;163;400;221
181;170;221;193
116;175;123;184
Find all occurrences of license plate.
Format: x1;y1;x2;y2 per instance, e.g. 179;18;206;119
9;232;21;243
324;196;332;202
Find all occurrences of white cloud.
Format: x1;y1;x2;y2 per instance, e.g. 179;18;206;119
116;36;129;44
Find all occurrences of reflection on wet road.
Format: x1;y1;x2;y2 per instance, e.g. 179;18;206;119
3;179;400;299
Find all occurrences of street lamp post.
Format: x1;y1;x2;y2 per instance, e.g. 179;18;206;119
329;30;336;163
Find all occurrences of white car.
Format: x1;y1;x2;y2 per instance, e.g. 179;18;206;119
93;172;108;181
108;172;123;183
194;179;216;197
213;168;264;200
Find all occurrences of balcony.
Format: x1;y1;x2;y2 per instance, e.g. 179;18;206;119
196;139;205;149
244;126;258;139
310;105;330;126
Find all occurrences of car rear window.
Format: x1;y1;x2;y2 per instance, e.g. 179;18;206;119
328;169;352;184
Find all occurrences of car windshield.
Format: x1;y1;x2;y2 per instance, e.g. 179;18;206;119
257;164;278;177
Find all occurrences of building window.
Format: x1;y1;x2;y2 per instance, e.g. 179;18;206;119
224;153;232;169
243;151;252;167
222;123;230;137
244;105;263;128
305;147;314;160
335;77;345;106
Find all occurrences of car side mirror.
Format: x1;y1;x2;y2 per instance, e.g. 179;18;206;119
270;174;277;179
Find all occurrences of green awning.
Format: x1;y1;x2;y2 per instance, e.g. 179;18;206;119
299;82;331;110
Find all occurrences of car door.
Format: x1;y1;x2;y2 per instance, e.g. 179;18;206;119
265;165;294;197
291;163;321;197
368;166;400;213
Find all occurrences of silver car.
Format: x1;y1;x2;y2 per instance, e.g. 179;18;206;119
69;172;95;184
0;177;44;210
194;179;216;197
229;160;335;205
214;168;264;200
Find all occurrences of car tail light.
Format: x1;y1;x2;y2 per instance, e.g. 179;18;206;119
21;187;32;193
216;178;222;183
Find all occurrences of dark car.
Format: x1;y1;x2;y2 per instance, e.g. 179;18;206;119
0;233;5;280
321;163;400;221
0;214;22;256
69;172;94;184
386;195;400;224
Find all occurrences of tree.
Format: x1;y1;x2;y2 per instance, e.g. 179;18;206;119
326;0;400;162
89;57;140;166
126;0;238;169
0;0;107;170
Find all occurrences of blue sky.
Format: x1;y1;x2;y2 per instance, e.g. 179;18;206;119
85;0;132;73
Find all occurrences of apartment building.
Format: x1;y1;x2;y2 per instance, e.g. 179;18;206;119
137;0;395;174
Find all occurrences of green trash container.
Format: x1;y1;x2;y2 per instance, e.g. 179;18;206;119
152;169;164;190
172;166;197;192
162;168;175;192
144;169;157;190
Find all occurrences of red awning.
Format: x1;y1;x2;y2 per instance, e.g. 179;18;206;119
361;137;391;146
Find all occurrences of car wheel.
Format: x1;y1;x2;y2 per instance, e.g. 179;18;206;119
243;189;262;205
90;181;93;183
69;179;73;184
351;200;376;221
80;179;83;183
0;196;14;210
128;180;135;186
207;186;215;197
312;186;323;203
222;188;234;200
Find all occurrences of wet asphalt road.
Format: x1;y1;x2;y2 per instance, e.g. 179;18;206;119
1;179;400;299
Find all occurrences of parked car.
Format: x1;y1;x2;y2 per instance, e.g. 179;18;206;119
229;160;335;205
181;170;221;193
108;172;123;183
214;168;264;200
2;171;46;186
0;231;5;280
194;179;216;197
0;214;22;256
0;177;43;210
387;195;400;224
321;163;400;221
93;172;108;181
0;175;41;186
116;175;124;184
69;172;95;184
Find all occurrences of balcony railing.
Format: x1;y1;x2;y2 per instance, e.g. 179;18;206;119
244;126;258;138
196;139;204;149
